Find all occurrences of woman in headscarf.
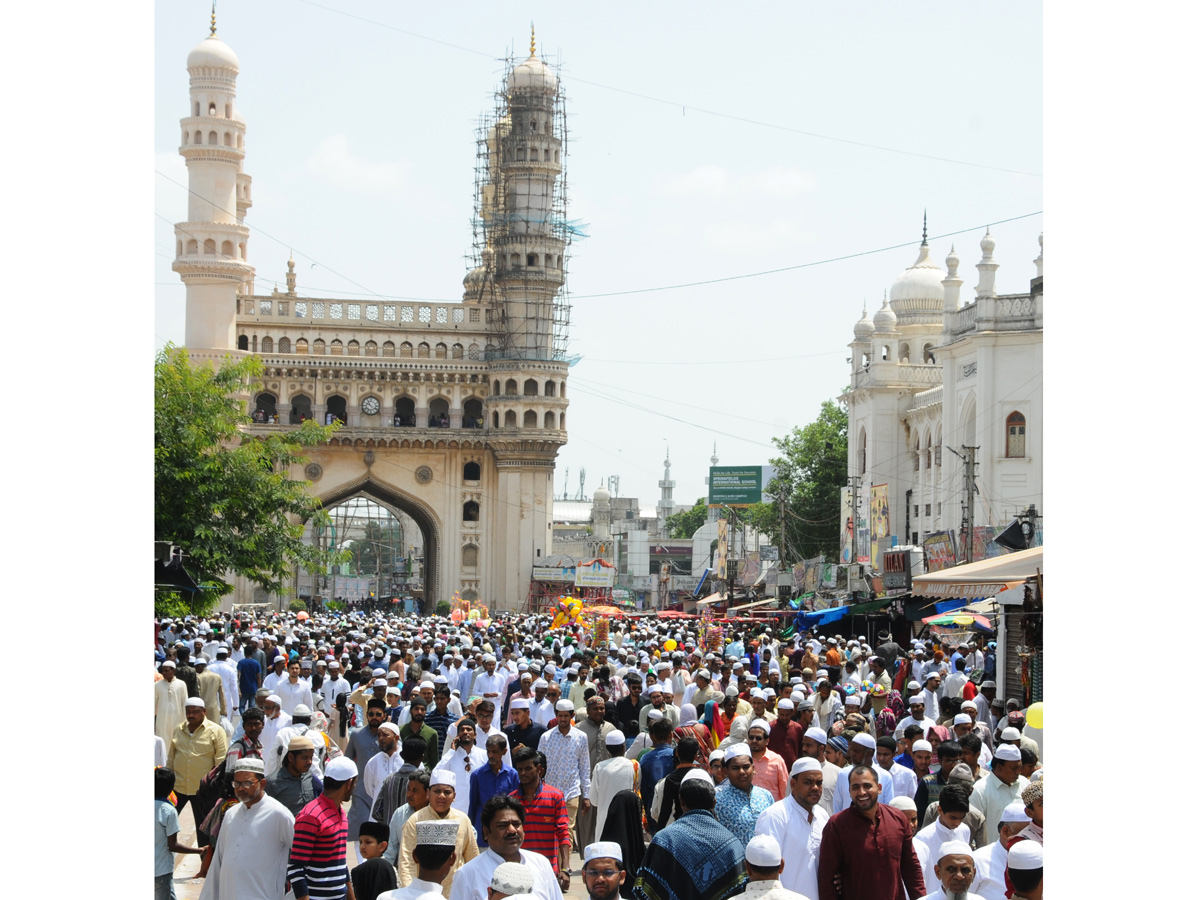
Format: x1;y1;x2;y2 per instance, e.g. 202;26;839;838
672;703;714;758
928;724;952;756
599;789;646;899
701;697;726;744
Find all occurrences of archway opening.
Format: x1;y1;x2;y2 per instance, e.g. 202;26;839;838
429;397;450;428
326;395;347;425
394;396;416;427
290;394;313;424
253;392;277;423
463;398;484;428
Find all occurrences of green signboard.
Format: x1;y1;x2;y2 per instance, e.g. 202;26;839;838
708;466;764;507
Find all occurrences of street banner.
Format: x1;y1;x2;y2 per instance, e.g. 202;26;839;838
716;518;728;580
922;531;957;573
870;484;890;571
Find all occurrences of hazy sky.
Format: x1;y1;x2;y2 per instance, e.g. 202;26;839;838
155;1;1042;509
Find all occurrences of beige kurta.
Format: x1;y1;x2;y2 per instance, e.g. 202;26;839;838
397;805;480;898
155;677;188;744
197;670;228;722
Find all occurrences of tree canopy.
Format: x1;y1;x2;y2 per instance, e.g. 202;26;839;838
746;399;848;563
155;346;343;613
665;496;711;539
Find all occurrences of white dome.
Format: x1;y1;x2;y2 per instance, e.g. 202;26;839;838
508;53;557;92
593;486;611;502
188;34;239;71
889;242;945;305
873;298;898;333
853;307;875;341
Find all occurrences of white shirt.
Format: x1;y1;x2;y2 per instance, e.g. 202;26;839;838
728;880;812;900
260;711;293;754
264;723;327;777
754;794;827;900
320;675;351;712
433;744;488;815
470;670;507;700
970;773;1030;845
914;818;972;895
210;659;240;711
591;756;639;837
263;669;288;692
942;673;968;700
531;697;556;729
275;677;314;716
969;838;1009;900
893;715;935;741
198;795;295;900
919;688;942;721
881;762;919;799
380;876;445;900
448;848;563;900
154;735;168;768
363;748;407;808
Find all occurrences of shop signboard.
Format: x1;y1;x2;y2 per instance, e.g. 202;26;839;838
533;566;575;582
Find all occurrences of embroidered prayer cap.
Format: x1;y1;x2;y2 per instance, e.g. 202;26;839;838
907;681;921;691
1007;841;1043;870
185;697;206;708
490;862;536;894
583;842;624;865
1000;801;1033;823
803;727;828;745
605;731;626;747
994;744;1022;762
415;819;460;846
937;840;973;862
232;757;265;775
908;696;925;706
744;835;783;868
325;757;358;780
430;769;457;788
647;709;664;721
287;735;316;752
790;758;821;777
846;695;863;706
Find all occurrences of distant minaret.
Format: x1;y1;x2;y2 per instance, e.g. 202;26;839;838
173;8;254;356
656;446;675;537
707;443;721;522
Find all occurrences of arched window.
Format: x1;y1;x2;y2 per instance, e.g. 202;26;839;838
203;239;216;255
225;103;232;118
912;437;921;472
1006;412;1026;458
417;342;430;359
464;462;481;481
516;147;526;161
468;343;480;360
313;339;326;354
463;398;483;428
463;501;480;522
429;398;450;427
544;411;555;429
462;544;479;567
221;240;233;258
186;239;198;255
510;253;521;268
899;342;910;363
505;379;518;395
523;410;538;428
193;130;202;145
260;336;273;353
364;341;378;357
223;132;232;146
208;102;217;116
880;345;890;361
208;131;218;145
278;337;291;354
451;343;464;359
347;340;360;356
559;412;565;429
290;394;312;424
544;381;556;397
529;147;538;161
194;101;200;117
382;341;395;357
504;410;517;427
237;335;249;351
523;379;538;396
493;411;500;428
326;396;347;425
254;392;277;421
330;339;343;355
526;253;538;267
435;343;447;359
296;338;309;354
924;343;936;364
399;342;412;358
394;397;416;427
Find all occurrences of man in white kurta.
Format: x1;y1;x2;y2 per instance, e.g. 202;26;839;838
449;846;562;900
969;804;1030;900
363;722;407;808
199;759;295;900
969;747;1030;845
754;758;827;900
155;662;188;744
209;650;240;719
730;834;813;900
589;732;640;838
914;810;972;895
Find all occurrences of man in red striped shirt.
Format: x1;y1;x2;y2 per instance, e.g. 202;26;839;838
510;746;571;893
289;756;359;900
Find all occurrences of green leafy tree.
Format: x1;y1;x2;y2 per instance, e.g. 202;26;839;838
155;346;345;614
748;399;848;563
665;496;711;539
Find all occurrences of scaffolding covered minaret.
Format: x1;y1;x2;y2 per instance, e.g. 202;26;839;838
468;27;572;361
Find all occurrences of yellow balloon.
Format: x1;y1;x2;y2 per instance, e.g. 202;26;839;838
664;639;677;652
1025;702;1044;729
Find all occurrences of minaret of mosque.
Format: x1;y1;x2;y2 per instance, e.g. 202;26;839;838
172;7;255;357
493;27;566;360
656;447;676;537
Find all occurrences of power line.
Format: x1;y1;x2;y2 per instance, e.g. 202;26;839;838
292;0;1041;178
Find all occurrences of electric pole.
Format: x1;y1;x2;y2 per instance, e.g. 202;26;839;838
961;445;978;563
848;475;861;601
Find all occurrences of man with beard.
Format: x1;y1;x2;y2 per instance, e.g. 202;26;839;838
582;842;626;900
817;766;924;900
799;727;841;816
434;720;488;816
265;734;325;816
917;841;984;900
259;695;293;755
913;783;973;896
830;733;895;813
753;758;827;900
448;796;563;900
364;721;407;811
615;677;648;743
576;695;619;848
199;758;295;900
765;698;804;771
347;699;388;853
169;698;229;845
400;696;442;771
969;745;1030;845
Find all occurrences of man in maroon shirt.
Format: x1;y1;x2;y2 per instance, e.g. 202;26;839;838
817;765;923;900
766;698;804;771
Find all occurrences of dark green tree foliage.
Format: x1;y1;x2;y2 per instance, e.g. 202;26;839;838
665;496;711;539
155;346;344;611
748;399;848;563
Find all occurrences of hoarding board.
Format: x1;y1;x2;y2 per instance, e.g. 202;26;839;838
708;466;765;507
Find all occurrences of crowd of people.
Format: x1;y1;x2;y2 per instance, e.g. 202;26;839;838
154;608;1043;900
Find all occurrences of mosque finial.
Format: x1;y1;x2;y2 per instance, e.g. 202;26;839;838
922;209;928;245
530;23;536;57
210;3;217;37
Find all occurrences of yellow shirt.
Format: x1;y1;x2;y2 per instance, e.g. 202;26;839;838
167;719;229;795
398;805;480;897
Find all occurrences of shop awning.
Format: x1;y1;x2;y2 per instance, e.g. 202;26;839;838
728;598;779;613
911;547;1042;599
694;593;725;607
